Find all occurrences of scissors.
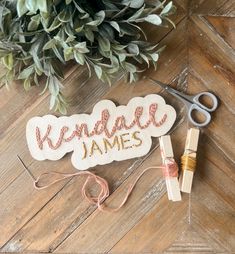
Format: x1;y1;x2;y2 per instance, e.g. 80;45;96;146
149;78;218;127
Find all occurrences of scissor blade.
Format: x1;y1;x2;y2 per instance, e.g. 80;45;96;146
148;78;169;90
148;77;192;105
149;78;181;96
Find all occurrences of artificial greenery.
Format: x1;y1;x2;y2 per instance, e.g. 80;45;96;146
0;0;176;113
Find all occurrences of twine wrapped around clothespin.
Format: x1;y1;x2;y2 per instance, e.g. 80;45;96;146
159;135;181;201
179;128;200;193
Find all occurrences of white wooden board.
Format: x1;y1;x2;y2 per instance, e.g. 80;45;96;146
26;94;176;170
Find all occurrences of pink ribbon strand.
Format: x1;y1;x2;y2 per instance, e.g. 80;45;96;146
17;155;179;212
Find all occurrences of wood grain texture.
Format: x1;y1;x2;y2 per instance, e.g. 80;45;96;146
0;18;187;251
0;0;234;253
206;16;235;49
189;0;235;16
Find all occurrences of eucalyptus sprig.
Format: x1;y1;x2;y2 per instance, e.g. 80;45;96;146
0;0;176;114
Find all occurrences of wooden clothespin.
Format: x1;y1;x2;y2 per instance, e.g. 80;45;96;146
159;135;181;202
179;128;200;193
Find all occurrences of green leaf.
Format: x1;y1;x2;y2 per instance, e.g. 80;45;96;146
99;23;115;40
79;12;89;19
124;62;137;73
52;46;66;64
127;4;145;21
47;17;62;32
48;76;59;96
111;55;119;67
25;0;37;13
37;0;47;12
94;65;102;79
65;35;76;43
145;0;163;8
75;25;84;33
34;72;39;85
109;21;120;32
57;101;67;115
127;43;139;55
24;0;47;13
145;43;159;51
150;53;159;61
51;61;64;79
84;28;94;42
55;94;68;114
129;72;138;83
100;72;111;86
112;44;127;51
152;60;157;70
98;36;110;52
105;65;119;74
43;39;56;50
87;11;105;26
39;78;49;95
30;47;44;72
17;0;28;17
74;42;89;53
40;14;49;29
121;0;144;9
28;14;41;31
95;10;105;23
23;78;31;91
140;53;149;67
156;45;166;53
118;53;126;62
49;95;56;110
86;19;101;26
74;51;85;65
119;23;138;36
34;66;42;76
18;65;34;79
2;53;13;70
58;9;71;23
145;14;162;25
161;1;173;15
64;47;74;61
164;17;176;28
73;1;86;14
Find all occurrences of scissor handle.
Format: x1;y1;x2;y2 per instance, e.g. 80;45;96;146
188;104;212;127
192;92;218;112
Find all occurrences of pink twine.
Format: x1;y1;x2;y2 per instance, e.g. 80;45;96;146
32;162;177;212
14;153;178;212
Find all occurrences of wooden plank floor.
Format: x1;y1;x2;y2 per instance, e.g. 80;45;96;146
0;1;234;253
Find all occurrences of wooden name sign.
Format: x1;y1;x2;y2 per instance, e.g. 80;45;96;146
26;94;176;170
